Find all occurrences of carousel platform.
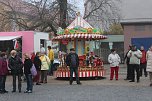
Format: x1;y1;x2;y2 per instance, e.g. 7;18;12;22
55;66;106;78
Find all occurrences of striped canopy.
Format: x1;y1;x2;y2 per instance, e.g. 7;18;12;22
53;13;107;41
52;34;107;41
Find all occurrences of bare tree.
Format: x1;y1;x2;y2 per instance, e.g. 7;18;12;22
84;0;122;30
0;0;77;32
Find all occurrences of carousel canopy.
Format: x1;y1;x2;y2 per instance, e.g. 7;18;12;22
53;13;107;41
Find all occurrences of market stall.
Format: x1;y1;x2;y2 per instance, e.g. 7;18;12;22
0;31;51;58
53;13;107;78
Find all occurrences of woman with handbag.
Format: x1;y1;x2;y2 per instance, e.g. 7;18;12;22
23;53;33;93
40;52;50;83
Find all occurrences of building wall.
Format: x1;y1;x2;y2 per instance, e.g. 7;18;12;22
123;24;152;53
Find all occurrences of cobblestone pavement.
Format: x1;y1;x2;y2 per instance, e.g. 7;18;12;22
1;64;152;101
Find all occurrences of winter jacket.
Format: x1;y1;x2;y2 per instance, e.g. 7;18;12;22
40;55;50;70
48;49;54;61
140;50;147;64
24;58;33;74
33;56;41;71
124;51;130;64
146;50;152;72
108;53;121;67
127;50;142;65
65;53;79;68
0;57;8;75
8;56;23;75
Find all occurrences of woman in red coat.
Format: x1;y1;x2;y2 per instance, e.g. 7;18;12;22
0;52;8;94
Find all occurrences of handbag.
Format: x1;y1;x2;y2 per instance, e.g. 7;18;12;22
30;64;37;76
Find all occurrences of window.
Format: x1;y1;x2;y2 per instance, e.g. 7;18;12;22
135;25;145;31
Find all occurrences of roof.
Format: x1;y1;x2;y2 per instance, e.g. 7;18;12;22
0;36;22;41
67;13;93;29
100;35;124;42
120;18;152;25
53;13;107;41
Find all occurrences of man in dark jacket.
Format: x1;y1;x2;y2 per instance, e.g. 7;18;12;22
8;50;23;93
124;46;132;80
66;48;81;85
33;52;41;85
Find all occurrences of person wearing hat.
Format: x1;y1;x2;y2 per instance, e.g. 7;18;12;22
127;45;142;83
65;48;81;85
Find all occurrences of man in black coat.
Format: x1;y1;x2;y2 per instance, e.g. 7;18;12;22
124;46;132;80
8;50;23;93
66;48;81;85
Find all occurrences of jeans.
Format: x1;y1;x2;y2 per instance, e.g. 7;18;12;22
12;74;22;91
25;74;33;91
70;67;80;83
41;70;48;82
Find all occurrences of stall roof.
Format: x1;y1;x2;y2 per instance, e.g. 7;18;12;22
0;36;22;41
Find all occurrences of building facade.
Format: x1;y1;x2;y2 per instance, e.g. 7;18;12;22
121;19;152;54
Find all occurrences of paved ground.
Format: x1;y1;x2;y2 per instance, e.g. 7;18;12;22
1;64;152;101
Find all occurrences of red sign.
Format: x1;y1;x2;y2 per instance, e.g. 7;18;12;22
61;40;68;45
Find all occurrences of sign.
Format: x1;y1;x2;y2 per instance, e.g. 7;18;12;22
62;40;68;45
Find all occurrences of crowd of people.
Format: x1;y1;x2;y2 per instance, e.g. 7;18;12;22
1;44;152;94
108;45;152;87
0;46;54;94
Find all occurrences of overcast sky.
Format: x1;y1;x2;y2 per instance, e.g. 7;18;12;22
119;0;152;19
74;0;152;19
68;0;84;16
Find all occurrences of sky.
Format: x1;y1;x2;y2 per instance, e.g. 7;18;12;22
120;0;152;19
68;0;84;16
71;0;152;20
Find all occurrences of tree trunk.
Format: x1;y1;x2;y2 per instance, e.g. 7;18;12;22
58;0;67;52
59;0;67;29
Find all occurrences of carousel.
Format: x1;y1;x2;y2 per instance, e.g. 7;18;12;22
52;13;107;78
